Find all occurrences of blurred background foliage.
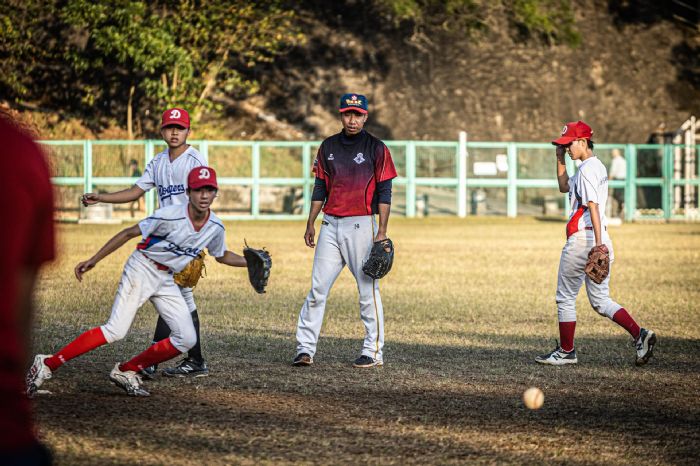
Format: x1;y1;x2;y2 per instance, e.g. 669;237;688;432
0;0;581;137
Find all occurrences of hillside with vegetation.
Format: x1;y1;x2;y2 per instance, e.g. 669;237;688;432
1;0;697;142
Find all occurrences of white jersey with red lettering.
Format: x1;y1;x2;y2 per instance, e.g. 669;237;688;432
136;146;207;207
566;155;610;240
137;203;226;273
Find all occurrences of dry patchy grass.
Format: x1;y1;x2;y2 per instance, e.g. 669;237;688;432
32;217;700;465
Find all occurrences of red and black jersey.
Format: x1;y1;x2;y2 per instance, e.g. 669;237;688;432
314;130;397;217
0;118;55;452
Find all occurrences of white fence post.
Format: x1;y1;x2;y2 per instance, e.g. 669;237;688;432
506;143;517;218
458;131;468;217
252;143;261;218
406;142;416;217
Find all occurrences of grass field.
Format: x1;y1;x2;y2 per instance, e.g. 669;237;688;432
32;217;700;465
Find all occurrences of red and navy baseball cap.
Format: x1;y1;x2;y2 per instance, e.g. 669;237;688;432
161;108;190;129
188;166;218;190
552;120;593;145
339;93;368;114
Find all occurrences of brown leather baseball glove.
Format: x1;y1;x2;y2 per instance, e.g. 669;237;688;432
174;251;207;288
585;244;609;284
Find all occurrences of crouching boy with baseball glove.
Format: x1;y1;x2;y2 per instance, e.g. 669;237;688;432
26;167;271;397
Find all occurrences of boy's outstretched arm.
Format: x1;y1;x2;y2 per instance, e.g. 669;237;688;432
75;224;142;281
215;250;247;267
82;185;146;206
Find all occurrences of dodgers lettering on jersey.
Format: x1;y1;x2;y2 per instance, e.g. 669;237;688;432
137;204;226;272
136;146;207;207
566;156;610;239
314;130;397;217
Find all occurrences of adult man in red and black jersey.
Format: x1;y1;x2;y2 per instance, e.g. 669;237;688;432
293;93;397;368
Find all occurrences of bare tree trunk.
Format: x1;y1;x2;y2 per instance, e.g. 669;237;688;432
127;84;135;140
172;65;178;92
127;84;135;168
193;49;229;122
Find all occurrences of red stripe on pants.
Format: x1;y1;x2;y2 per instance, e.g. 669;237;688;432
566;206;586;238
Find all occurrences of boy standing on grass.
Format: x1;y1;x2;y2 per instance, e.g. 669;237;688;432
536;121;656;366
28;167;248;397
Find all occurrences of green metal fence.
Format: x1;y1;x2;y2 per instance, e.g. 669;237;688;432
41;139;700;222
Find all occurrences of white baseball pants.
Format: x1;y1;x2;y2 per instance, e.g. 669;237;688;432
178;285;196;313
556;232;622;322
296;214;384;361
101;251;196;352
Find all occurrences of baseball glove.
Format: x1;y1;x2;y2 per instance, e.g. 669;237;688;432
243;240;272;294
585;244;610;284
174;251;207;288
362;238;394;280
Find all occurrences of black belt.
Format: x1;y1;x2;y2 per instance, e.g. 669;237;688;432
584;226;607;231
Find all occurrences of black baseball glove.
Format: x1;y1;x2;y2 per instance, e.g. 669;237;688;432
362;238;394;280
243;240;272;294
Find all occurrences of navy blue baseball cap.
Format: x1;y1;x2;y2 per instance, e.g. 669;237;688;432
339;93;368;114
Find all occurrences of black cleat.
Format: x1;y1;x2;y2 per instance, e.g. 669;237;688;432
140;364;158;380
535;346;578;366
292;353;313;366
162;358;209;378
353;355;383;368
635;328;657;366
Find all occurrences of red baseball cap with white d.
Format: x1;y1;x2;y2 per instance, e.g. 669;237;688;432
188;166;218;190
161;108;190;128
552;120;593;145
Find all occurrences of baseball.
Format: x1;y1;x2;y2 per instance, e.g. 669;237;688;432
523;387;544;410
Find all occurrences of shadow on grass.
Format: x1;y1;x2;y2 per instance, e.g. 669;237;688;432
533;216;567;223
33;330;700;465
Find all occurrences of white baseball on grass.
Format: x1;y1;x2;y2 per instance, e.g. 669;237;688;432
523;387;544;410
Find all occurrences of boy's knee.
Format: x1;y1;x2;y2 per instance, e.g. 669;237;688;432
170;327;196;352
101;324;127;343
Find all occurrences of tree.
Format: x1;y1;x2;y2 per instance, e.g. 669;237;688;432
0;1;60;102
0;0;304;136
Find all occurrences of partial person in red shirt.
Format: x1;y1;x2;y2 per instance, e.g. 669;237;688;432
0;116;54;465
293;93;397;368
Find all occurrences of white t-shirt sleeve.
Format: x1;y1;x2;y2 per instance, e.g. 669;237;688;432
135;158;157;191
197;150;208;166
138;216;158;238
207;228;227;258
577;168;600;205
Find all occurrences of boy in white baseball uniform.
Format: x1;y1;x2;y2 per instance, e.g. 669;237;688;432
27;167;247;396
82;108;211;377
536;121;657;366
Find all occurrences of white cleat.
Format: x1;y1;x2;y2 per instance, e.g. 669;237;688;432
535;346;578;366
26;354;53;398
109;363;150;397
635;328;657;366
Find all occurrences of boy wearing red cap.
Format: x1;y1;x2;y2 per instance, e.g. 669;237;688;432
27;167;248;396
536;121;657;366
82;108;212;377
